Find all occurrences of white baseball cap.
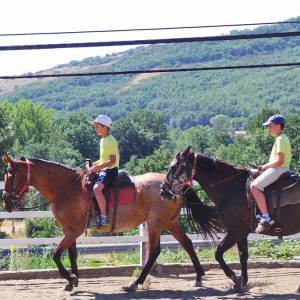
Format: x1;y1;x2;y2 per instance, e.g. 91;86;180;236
94;115;112;127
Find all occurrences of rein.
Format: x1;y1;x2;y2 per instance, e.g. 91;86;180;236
207;170;248;189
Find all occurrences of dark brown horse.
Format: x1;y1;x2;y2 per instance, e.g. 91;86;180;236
162;146;300;291
2;154;221;292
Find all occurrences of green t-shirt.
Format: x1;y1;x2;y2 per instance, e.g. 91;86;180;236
95;134;119;169
269;133;291;168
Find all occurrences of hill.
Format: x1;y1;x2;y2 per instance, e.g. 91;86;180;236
1;17;300;129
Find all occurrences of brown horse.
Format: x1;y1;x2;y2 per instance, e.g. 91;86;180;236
2;154;221;292
161;146;300;292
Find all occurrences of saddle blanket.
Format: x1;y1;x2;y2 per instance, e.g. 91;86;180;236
269;181;300;208
104;186;135;207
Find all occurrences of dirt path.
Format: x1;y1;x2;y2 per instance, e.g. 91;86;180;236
0;267;300;299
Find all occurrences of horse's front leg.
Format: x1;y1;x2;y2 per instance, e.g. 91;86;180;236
53;234;80;291
237;235;249;289
215;231;240;290
123;225;161;292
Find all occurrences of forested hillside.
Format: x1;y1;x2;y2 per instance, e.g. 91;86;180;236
1;18;300;130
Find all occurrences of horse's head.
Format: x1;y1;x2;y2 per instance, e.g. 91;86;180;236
160;146;196;199
2;155;31;212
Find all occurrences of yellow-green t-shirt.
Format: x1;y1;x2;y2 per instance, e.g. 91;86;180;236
95;135;119;169
269;133;291;168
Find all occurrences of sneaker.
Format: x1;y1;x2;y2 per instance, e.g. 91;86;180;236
255;218;275;234
96;215;109;226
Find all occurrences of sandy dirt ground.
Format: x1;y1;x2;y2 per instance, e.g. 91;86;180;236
0;267;300;300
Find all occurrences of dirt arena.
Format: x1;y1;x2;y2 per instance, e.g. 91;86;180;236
1;265;300;300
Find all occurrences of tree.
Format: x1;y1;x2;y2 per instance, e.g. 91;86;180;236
176;126;211;153
55;112;99;161
125;144;173;175
3;99;55;147
0;105;14;156
285;113;300;173
112;109;168;165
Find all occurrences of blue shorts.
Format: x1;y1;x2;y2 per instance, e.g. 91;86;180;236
96;168;118;187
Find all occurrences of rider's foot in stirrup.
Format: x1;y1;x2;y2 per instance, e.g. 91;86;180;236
255;217;275;234
96;214;109;226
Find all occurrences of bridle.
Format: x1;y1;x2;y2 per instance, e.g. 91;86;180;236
3;158;31;208
161;152;198;199
175;152;198;190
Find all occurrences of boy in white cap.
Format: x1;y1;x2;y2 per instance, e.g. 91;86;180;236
90;114;119;226
250;114;291;233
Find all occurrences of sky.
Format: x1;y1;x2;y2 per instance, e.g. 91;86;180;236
0;0;299;76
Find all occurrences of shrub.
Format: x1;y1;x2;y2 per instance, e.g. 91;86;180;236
0;231;8;239
25;218;62;238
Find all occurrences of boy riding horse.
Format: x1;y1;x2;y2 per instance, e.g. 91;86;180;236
250;114;292;233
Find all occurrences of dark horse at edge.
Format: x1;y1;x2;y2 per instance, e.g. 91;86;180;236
161;146;300;292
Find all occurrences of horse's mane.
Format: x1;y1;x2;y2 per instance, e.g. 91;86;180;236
193;151;247;174
27;158;83;178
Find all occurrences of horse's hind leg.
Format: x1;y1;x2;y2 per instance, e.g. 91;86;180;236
53;234;80;291
123;226;161;292
237;236;249;287
169;223;204;286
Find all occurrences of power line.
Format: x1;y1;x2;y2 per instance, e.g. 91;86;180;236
1;20;300;37
1;62;300;80
1;30;300;51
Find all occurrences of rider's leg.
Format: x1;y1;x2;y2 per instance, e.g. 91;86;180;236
93;182;108;221
250;185;268;215
250;168;280;219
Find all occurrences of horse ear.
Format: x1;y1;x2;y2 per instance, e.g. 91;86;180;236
182;146;191;156
2;154;13;165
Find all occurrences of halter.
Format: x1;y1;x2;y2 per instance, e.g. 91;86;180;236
3;158;31;207
161;152;198;200
175;152;198;190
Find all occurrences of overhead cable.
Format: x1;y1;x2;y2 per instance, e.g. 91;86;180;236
1;62;300;80
1;20;300;37
1;31;300;51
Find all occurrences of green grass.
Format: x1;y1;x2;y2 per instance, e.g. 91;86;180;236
1;240;300;272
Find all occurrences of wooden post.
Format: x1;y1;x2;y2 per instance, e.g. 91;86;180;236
139;223;149;267
11;219;15;237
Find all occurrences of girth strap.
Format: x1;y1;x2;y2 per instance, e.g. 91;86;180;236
275;187;282;239
110;188;119;232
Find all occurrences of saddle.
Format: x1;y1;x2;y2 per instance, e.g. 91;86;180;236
84;170;136;231
247;170;300;237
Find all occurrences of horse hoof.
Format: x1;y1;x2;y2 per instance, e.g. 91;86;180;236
194;279;202;287
123;282;138;292
71;276;79;287
63;283;73;292
233;276;244;293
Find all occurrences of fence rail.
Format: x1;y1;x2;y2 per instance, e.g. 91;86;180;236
1;211;299;265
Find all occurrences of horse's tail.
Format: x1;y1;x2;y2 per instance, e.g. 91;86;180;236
183;188;224;241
